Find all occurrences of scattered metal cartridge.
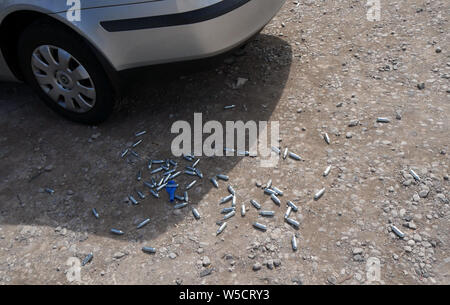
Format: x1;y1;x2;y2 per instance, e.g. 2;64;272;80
314;188;325;200
192;159;200;168
220;194;234;204
192;208;201;220
223;210;236;220
137;170;142;181
150;189;159;198
185;170;197;176
169;171;181;179
323;165;332;177
163;169;176;176
216;222;227;235
267;179;272;189
284;206;292;219
241;204;246;216
151;167;163;174
186;180;197;190
217;174;229;181
174;202;188;209
169;159;177;167
184;191;189;202
224;148;235;154
156;183;167;192
130;150;140;158
163;174;170;184
391;225;405;238
292;235;298;251
253;222;267;231
144;181;155;189
287;200;298;212
132;139;143;148
376;117;390;123
174;195;185;201
224;105;236;109
271;186;283;196
137;218;150;229
155;177;164;187
136;191;145;199
183;155;194;162
135;131;147;137
129;195;139;205
82;253;93;266
288;151;302;161
231;195;236;207
271;194;281;205
152;160;164;164
45;188;55;195
92;208;99;219
283;148;288;159
237;150;250;156
121;148;129;158
195;168;203;179
110;229;124;235
210;178;219;188
271;146;281;155
228;185;236;195
286;218;300;228
142;247;156;254
323;133;330;144
264;188;276;195
260;211;275;217
250;199;261;210
221;207;235;214
409;169;421;181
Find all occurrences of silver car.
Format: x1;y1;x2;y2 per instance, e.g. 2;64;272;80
0;0;286;123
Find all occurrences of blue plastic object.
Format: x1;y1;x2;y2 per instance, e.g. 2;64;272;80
165;180;178;202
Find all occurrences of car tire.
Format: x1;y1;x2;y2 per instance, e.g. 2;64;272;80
18;20;115;124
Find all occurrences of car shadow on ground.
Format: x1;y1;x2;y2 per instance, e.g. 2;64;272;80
0;34;292;242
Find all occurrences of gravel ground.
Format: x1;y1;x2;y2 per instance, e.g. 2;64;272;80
0;0;449;285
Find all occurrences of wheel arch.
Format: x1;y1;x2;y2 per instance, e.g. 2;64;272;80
0;10;120;92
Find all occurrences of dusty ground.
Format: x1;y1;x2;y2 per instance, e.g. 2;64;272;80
0;0;449;285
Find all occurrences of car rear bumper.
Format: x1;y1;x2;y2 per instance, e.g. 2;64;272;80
57;0;286;71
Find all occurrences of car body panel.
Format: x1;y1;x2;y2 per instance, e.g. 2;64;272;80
0;0;162;15
0;0;286;80
54;0;286;71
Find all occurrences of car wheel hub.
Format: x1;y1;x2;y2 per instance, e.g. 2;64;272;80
55;71;74;89
31;45;96;113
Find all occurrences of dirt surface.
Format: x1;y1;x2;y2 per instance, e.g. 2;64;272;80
0;0;449;285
